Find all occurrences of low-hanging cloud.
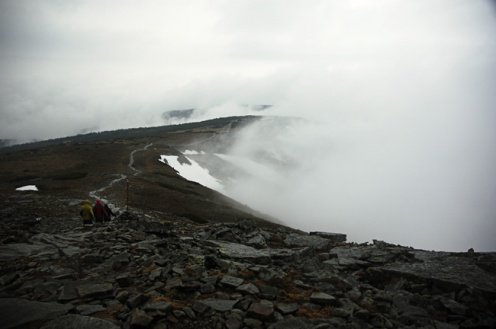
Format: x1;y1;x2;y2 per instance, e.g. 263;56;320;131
0;0;495;250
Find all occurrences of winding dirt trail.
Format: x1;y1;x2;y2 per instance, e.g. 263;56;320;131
88;143;153;203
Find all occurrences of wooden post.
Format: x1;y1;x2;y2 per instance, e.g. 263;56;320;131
126;178;129;212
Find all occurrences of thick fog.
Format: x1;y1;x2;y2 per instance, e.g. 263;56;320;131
1;1;495;250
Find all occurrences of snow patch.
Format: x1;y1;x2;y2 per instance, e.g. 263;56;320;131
16;185;38;191
159;155;224;192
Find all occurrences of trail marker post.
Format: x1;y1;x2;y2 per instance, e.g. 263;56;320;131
126;179;129;212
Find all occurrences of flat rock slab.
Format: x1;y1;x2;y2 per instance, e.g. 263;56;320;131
284;233;330;250
373;251;496;294
143;301;172;313
310;231;347;243
0;243;58;261
276;302;299;315
248;301;274;320
324;258;369;268
40;314;120;329
268;317;313;329
199;298;238;312
236;283;260;295
0;298;73;329
206;240;296;264
77;283;114;298
220;275;244;288
206;240;270;263
310;292;339;306
76;304;106;315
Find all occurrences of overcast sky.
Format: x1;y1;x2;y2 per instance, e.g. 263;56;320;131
1;0;495;250
1;0;494;141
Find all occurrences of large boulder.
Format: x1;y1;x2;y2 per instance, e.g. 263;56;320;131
40;314;120;329
284;233;330;250
0;298;73;329
309;231;346;244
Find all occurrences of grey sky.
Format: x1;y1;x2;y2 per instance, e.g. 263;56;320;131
2;0;494;140
1;0;495;250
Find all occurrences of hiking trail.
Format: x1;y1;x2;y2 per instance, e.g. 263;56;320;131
89;143;153;205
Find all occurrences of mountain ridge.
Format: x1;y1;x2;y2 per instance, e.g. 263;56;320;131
0;116;495;328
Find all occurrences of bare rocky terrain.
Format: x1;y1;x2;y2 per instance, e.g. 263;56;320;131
0;116;495;329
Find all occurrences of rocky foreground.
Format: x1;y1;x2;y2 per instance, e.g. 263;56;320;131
1;194;495;329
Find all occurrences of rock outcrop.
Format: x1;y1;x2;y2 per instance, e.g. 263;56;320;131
1;195;495;329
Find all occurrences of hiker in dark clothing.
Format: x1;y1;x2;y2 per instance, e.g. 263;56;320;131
103;203;115;222
93;199;106;223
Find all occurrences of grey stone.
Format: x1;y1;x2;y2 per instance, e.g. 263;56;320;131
200;283;216;294
82;253;104;264
258;267;284;281
130;309;153;328
111;253;130;270
397;304;430;326
179;280;201;292
58;283;79;302
236;283;260;295
61;246;81;257
225;316;243;329
244;318;263;329
309;231;347;243
165;277;183;289
192;301;209;314
284;233;330;250
248;301;274;320
259;285;279;300
145;282;165;293
206;240;271;264
172;310;185;318
76;304;106;315
149;268;162;281
183;306;196;319
116;290;129;303
310;292;340;306
324;257;369;268
433;320;460;329
206;240;296;264
40;314;119;329
371;250;496;294
77;283;114;299
199;298;238;312
116;274;133;287
333;307;353;318
0;298;73;329
0;243;58;261
143;301;172;313
204;255;229;270
267;318;313;329
171;265;184;275
312;324;333;329
436;296;468;315
127;294;150;309
247;235;267;249
220;275;244;288
276;302;299;314
0;273;19;286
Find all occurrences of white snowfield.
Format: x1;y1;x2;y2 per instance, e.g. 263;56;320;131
16;185;38;191
159;155;224;192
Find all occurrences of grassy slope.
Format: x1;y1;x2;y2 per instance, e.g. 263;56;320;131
0;116;281;227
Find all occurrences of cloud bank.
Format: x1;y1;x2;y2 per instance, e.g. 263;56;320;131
0;0;495;250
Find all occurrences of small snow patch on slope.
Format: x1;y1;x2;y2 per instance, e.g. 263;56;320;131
159;155;224;192
16;185;38;191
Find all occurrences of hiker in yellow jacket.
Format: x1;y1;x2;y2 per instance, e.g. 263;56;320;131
80;200;95;225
